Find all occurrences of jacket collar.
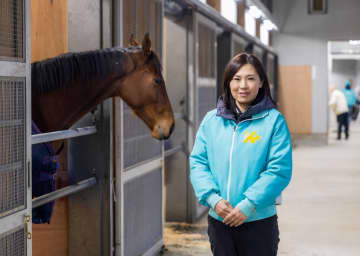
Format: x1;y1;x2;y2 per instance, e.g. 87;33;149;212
216;95;275;122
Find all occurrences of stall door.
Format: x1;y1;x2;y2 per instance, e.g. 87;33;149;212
190;12;217;222
231;33;247;56
119;0;164;255
164;16;189;222
253;44;265;64
0;0;32;255
267;52;277;102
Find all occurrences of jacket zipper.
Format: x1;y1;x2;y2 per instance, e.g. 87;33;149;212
226;124;238;201
226;113;268;203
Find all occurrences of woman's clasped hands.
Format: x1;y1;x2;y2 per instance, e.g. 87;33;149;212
214;199;248;227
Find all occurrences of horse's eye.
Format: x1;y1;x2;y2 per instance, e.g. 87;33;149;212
154;78;163;85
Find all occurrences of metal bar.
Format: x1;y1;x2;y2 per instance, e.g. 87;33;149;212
0;119;23;128
164;144;183;158
123;158;162;183
32;177;97;208
123;133;150;143
174;112;184;120
32;126;97;144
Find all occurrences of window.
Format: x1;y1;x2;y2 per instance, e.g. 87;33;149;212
221;0;237;24
308;0;327;14
245;10;256;37
199;0;207;4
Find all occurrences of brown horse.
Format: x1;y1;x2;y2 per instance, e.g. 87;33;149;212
31;34;174;140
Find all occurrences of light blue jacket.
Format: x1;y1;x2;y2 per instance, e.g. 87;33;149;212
342;88;357;108
190;97;292;222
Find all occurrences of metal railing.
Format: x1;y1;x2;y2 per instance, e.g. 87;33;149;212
164;144;184;158
31;111;184;205
31;125;98;206
173;112;184;121
32;126;97;144
32;177;97;208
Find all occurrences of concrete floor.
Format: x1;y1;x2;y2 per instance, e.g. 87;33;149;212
277;121;360;256
163;121;360;255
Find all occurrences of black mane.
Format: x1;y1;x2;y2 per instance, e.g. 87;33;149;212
31;47;132;95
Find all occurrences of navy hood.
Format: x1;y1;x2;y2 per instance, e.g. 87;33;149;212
216;95;275;122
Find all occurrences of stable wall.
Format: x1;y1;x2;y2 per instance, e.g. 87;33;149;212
330;60;357;90
66;1;113;256
31;0;67;62
273;34;328;143
164;16;189;222
272;0;360;145
353;61;360;94
30;1;68;256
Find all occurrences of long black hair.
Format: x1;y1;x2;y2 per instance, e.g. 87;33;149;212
221;53;275;113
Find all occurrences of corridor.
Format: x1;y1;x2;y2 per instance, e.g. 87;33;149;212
163;122;360;255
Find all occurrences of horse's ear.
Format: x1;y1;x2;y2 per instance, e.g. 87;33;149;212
142;33;152;56
129;34;139;47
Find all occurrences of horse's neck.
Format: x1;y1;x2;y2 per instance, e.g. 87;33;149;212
32;49;136;132
32;76;120;132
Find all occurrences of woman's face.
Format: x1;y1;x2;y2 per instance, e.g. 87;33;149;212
229;64;263;111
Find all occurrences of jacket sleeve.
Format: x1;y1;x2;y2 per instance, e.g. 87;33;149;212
328;92;336;107
237;114;292;213
189;118;223;210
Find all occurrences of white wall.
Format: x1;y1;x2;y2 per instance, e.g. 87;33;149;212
272;0;360;136
273;33;328;134
353;61;360;100
274;0;360;40
330;60;357;90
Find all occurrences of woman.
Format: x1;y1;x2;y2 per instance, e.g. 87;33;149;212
190;53;292;255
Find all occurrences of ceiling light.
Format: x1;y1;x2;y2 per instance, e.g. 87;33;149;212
263;19;278;31
349;40;360;46
249;5;263;19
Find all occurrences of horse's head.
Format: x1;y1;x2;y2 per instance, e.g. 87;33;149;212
114;34;174;140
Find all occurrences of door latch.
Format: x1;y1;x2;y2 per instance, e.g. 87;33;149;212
24;215;32;239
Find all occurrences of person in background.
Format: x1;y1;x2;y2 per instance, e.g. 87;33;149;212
342;81;357;122
329;86;349;140
190;53;292;256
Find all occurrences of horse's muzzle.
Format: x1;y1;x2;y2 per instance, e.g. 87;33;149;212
153;122;174;140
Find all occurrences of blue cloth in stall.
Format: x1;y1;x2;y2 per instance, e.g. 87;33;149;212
32;121;60;224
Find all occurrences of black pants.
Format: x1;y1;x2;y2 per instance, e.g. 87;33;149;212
337;113;349;139
207;215;279;256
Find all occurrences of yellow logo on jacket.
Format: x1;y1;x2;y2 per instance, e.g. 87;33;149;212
243;131;261;144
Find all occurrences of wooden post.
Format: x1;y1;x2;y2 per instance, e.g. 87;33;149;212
31;0;68;62
237;0;246;28
256;19;261;38
31;1;69;256
207;0;221;12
